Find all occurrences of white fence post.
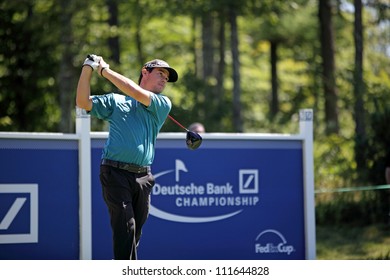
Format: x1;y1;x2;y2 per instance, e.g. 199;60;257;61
299;109;316;259
76;107;92;260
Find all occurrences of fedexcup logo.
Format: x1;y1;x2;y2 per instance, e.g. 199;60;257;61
255;229;295;255
150;159;260;223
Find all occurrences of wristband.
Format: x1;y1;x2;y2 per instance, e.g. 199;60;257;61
100;66;109;77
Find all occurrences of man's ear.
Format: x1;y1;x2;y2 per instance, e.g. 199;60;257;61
142;68;149;77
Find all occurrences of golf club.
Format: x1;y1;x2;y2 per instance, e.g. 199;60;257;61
167;115;202;150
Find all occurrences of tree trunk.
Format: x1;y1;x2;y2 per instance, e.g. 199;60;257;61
191;16;199;78
190;15;201;110
353;0;367;175
106;0;120;64
228;6;242;132
270;40;279;119
319;0;339;135
215;9;226;125
201;14;214;80
201;13;214;120
58;0;75;133
134;0;144;66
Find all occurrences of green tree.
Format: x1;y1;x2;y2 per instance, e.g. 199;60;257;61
0;1;59;132
247;0;318;125
58;0;77;133
353;0;367;178
319;0;340;135
106;0;121;64
228;3;243;132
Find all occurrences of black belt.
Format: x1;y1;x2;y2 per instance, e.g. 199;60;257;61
101;159;150;174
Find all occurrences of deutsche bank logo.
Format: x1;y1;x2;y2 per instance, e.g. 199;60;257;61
239;169;259;194
0;184;38;244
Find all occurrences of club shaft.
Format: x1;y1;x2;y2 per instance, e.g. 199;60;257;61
168;115;189;132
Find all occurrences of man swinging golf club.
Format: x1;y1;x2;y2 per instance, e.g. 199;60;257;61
76;54;200;260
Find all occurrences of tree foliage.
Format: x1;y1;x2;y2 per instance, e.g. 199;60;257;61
0;0;389;189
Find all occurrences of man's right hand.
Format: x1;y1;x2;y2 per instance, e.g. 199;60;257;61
83;54;100;70
98;57;110;77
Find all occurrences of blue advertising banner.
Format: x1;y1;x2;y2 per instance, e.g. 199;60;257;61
0;139;79;260
0;109;314;260
91;137;305;260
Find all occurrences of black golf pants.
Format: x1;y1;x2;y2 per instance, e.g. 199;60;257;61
99;164;155;260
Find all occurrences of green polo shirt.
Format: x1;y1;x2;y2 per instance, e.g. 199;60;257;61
90;92;171;166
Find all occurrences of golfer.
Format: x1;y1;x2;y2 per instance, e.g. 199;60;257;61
76;54;178;260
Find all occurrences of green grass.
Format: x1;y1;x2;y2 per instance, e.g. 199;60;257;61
316;223;390;259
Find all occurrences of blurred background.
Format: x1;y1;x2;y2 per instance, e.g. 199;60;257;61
0;0;389;259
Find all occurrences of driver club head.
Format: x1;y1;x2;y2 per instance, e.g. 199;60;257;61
186;131;202;150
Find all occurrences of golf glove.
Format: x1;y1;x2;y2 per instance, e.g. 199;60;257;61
83;54;100;70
